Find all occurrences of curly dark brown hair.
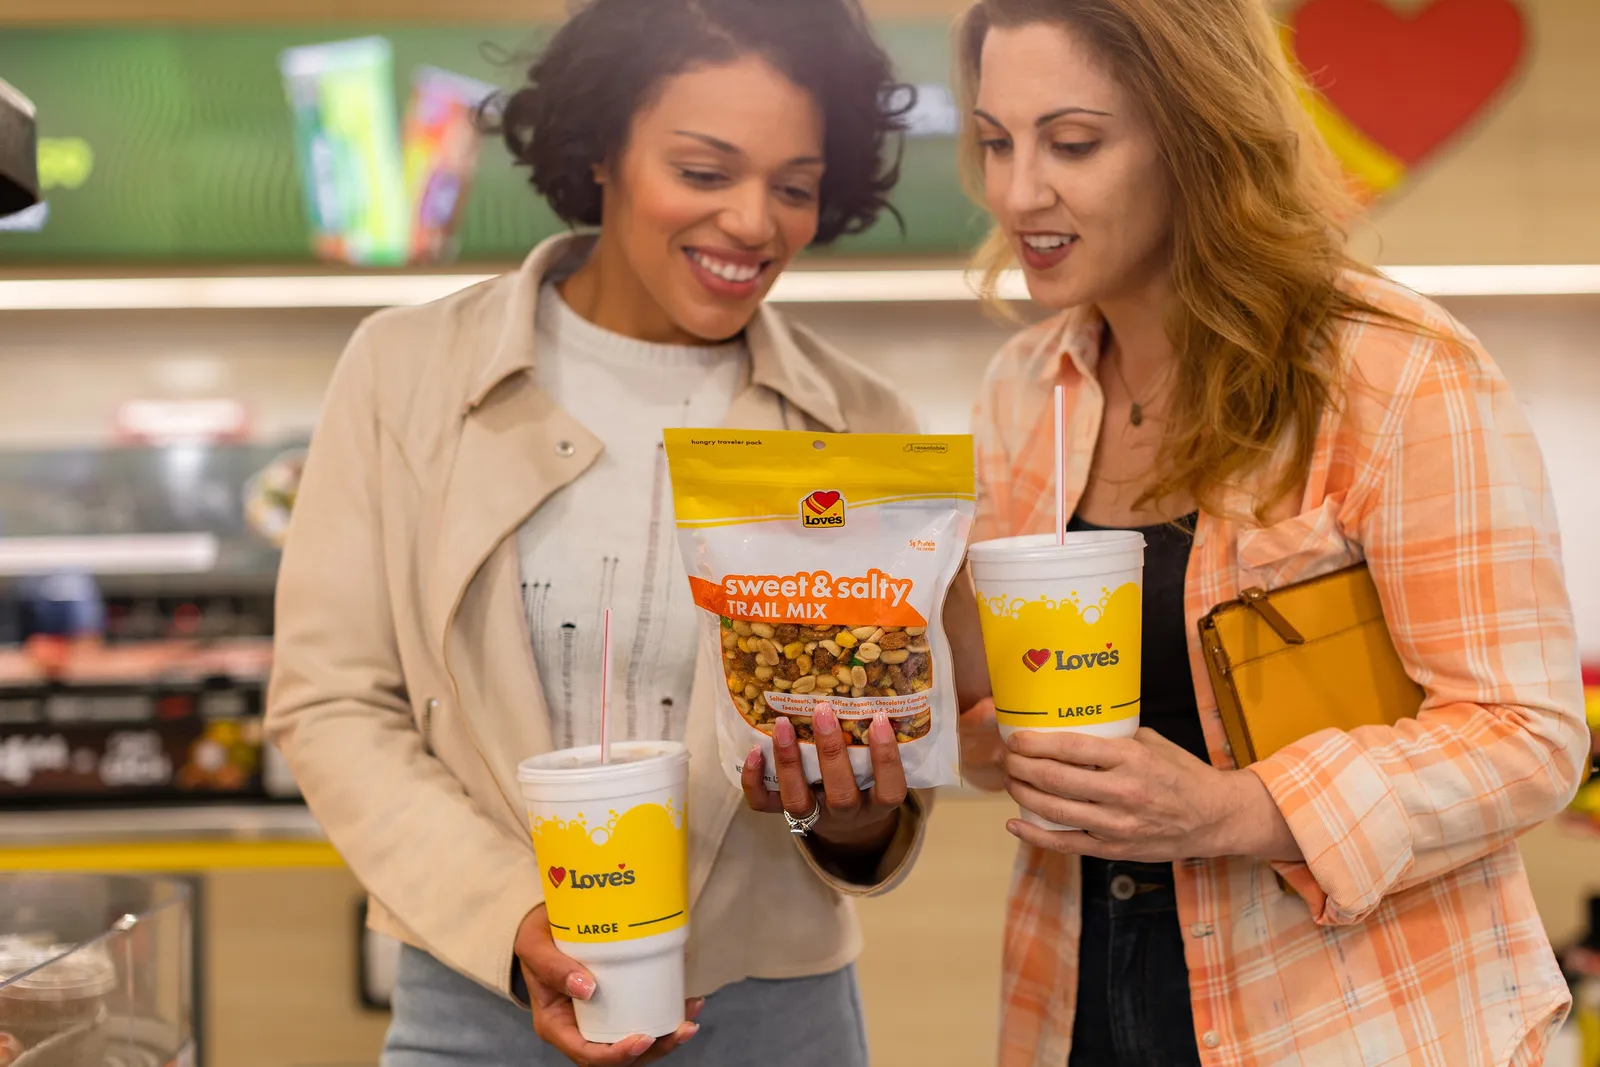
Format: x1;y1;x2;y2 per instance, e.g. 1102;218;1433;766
487;0;913;246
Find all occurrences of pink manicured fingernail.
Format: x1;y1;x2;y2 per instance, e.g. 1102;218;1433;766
681;1022;701;1041
630;1036;655;1056
745;745;762;769
567;973;595;1000
871;712;893;742
814;705;838;735
774;716;795;745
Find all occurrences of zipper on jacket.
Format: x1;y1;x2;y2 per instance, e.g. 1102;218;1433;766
1239;588;1305;645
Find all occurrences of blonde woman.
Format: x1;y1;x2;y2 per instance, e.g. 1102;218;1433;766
946;1;1589;1064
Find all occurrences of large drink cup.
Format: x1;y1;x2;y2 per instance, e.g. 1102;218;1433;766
966;532;1146;830
517;741;690;1043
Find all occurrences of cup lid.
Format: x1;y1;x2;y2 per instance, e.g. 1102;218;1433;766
967;530;1146;564
517;741;688;786
0;938;117;999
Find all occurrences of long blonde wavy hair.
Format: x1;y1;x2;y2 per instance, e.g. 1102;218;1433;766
958;0;1395;517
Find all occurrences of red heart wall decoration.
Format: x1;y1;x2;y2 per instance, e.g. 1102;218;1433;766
1290;0;1526;194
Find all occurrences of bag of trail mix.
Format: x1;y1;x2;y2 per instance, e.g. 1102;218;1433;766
664;429;975;790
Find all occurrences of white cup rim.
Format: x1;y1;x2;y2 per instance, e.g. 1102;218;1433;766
517;741;688;786
967;531;1145;565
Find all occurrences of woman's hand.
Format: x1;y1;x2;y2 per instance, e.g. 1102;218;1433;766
1002;727;1303;863
741;703;906;854
514;906;702;1066
958;697;1008;793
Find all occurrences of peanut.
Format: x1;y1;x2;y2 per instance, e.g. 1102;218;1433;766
715;616;935;746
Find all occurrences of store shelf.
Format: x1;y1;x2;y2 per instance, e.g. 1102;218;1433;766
0;804;341;871
0;264;1597;311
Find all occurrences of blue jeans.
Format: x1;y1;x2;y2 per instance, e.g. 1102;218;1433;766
382;946;870;1066
1068;859;1203;1067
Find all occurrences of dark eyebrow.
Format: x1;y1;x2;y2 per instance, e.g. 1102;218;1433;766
971;106;1112;130
672;130;823;168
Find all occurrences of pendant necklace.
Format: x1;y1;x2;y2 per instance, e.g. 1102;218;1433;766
1104;345;1171;428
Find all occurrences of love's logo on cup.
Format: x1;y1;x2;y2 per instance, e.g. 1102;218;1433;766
801;490;846;529
978;582;1142;728
531;799;687;943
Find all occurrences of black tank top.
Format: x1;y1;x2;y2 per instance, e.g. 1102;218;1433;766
1066;512;1209;763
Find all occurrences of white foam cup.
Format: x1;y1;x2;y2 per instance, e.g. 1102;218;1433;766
517;741;691;1043
967;532;1146;831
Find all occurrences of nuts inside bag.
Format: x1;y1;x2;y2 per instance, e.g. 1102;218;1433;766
665;430;975;790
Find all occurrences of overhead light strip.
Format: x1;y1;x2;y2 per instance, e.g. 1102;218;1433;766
0;264;1595;311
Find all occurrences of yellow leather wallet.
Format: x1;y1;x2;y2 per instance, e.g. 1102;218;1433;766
1197;564;1423;767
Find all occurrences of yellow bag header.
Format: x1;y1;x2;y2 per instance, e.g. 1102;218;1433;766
663;429;976;527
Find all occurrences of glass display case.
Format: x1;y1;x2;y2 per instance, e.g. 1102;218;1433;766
0;875;192;1067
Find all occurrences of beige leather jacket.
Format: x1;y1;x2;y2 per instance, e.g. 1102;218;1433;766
266;235;930;1001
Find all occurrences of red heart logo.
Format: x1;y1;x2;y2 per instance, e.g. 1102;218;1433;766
1023;649;1050;672
1106;643;1114;650
547;867;566;888
618;863;627;870
1293;0;1525;166
805;491;841;515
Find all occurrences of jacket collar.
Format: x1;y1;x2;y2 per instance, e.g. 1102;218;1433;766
464;233;846;431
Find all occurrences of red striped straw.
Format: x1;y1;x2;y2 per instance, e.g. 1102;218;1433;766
599;608;613;765
1055;384;1067;546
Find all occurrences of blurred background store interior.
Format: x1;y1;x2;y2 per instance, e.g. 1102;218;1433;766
0;0;1597;1065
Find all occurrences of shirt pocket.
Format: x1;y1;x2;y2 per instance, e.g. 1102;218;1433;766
1235;497;1363;592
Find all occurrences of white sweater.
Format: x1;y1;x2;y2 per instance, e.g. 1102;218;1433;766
515;283;747;749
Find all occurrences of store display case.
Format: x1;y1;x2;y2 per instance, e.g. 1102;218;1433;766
0;874;193;1067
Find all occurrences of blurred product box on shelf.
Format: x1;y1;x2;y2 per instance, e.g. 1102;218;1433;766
0;638;273;802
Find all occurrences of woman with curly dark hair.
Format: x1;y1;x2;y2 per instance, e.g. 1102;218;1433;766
266;1;925;1065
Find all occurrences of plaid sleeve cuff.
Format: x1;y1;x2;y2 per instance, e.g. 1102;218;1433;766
1249;729;1414;925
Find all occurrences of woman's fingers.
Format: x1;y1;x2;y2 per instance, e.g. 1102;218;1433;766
771;717;818;818
1003;751;1127;807
1006;818;1123;858
740;745;784;814
1004;777;1130;839
867;713;909;808
812;704;862;814
1006;727;1133;768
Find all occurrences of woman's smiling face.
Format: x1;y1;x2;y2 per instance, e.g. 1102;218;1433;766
596;55;826;343
974;21;1174;311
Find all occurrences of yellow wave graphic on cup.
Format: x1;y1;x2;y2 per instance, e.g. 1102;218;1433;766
530;800;687;944
977;582;1142;728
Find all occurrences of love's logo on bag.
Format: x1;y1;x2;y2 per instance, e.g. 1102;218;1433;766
801;490;846;528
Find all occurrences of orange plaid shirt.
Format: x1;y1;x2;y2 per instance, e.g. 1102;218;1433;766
972;274;1588;1067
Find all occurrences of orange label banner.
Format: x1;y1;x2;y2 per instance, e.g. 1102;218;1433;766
688;569;928;627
